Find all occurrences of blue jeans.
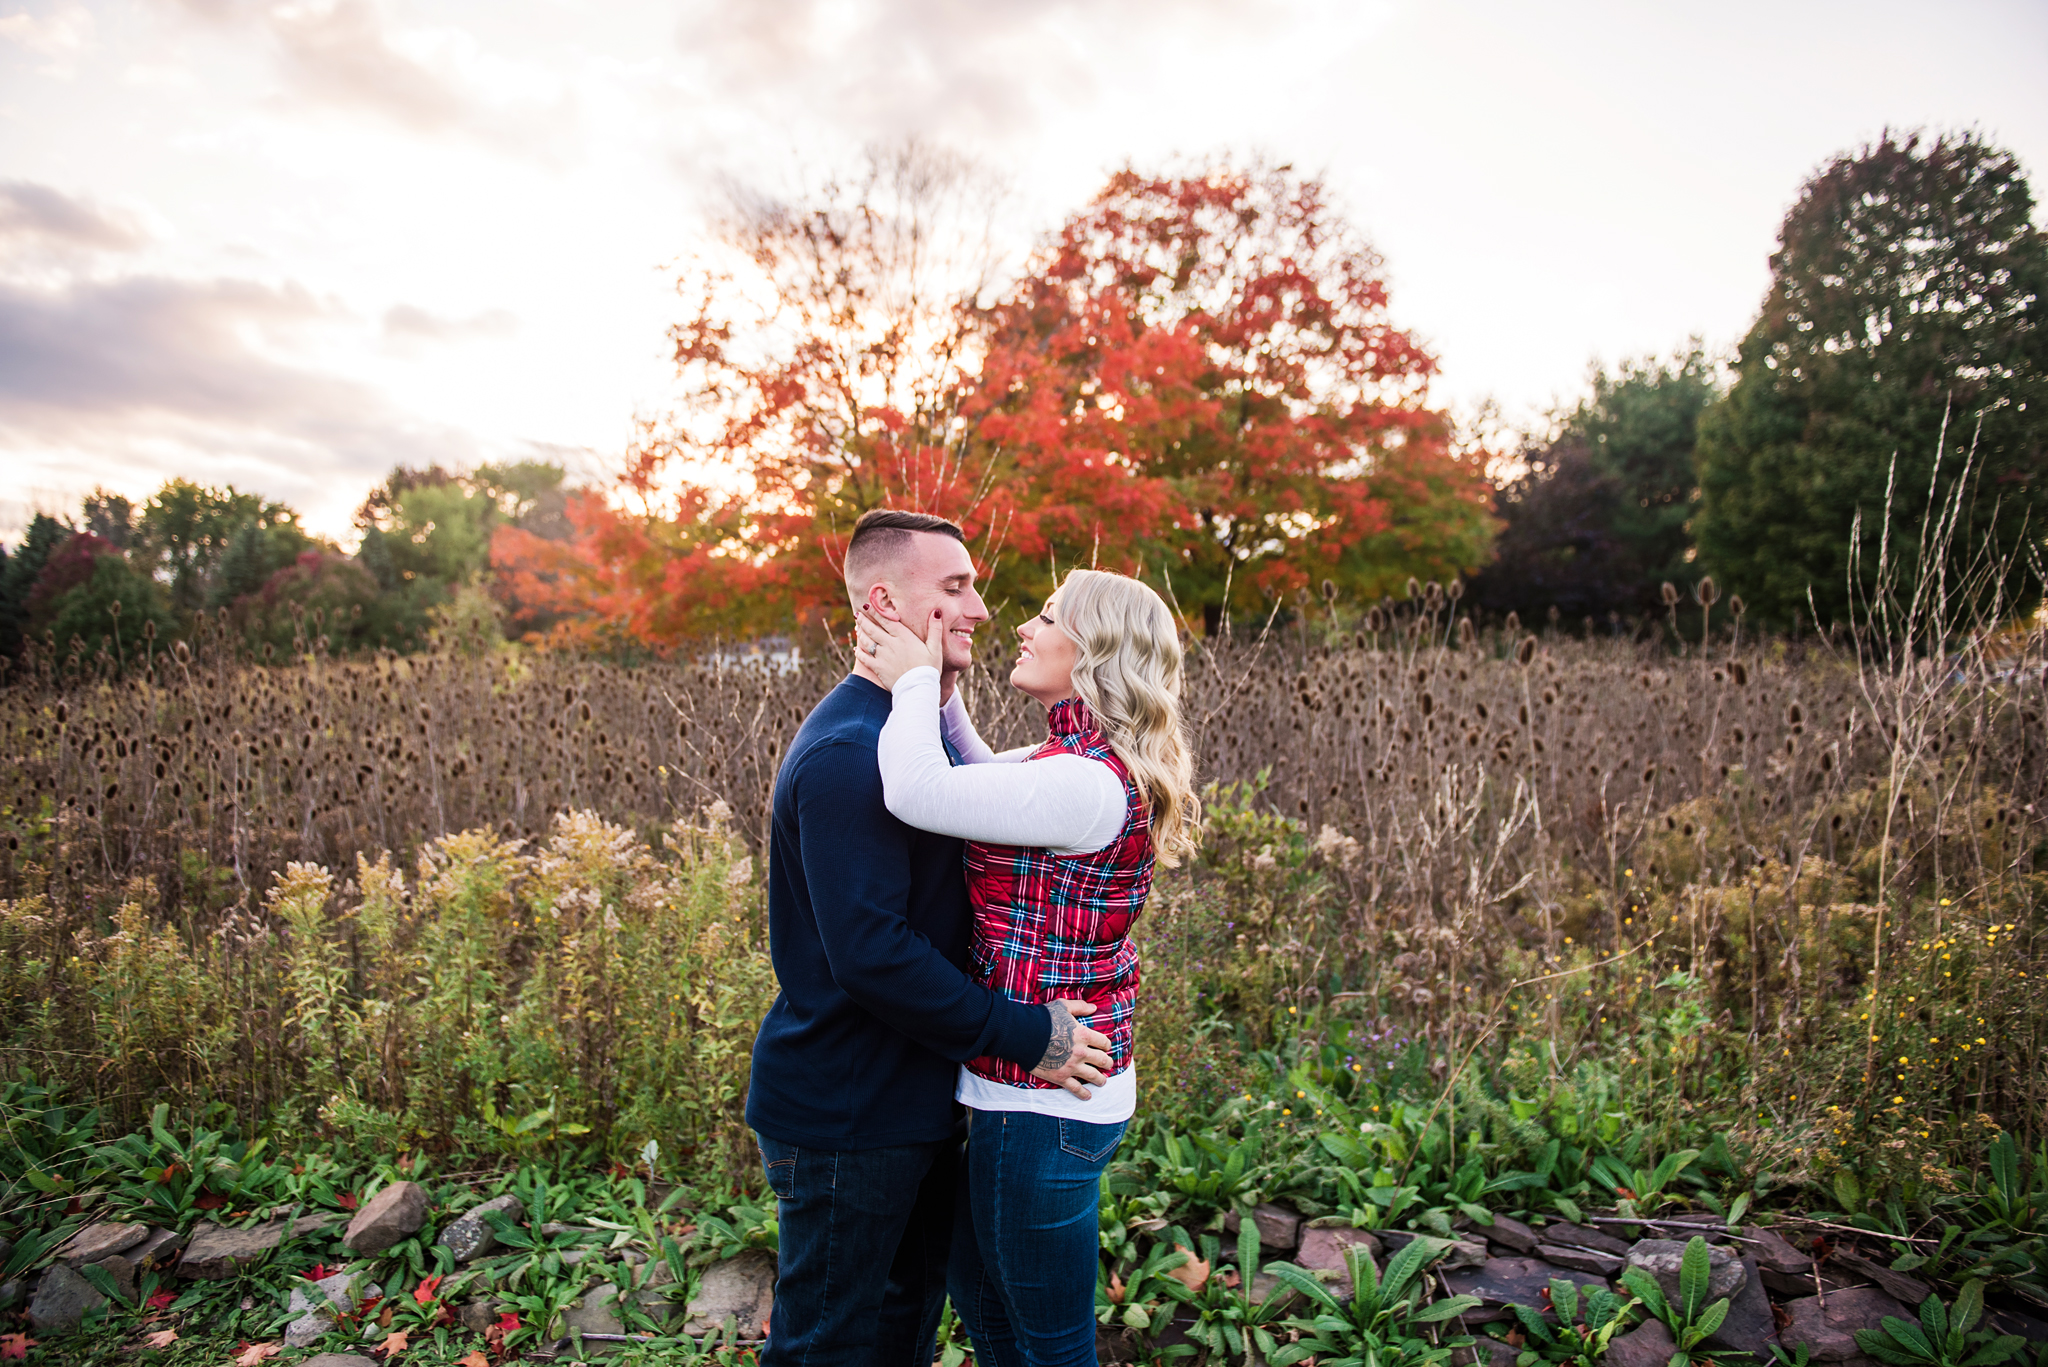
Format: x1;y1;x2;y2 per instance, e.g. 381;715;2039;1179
948;1108;1129;1367
757;1132;959;1367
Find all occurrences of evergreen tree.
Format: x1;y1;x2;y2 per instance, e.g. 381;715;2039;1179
0;514;71;658
1471;347;1720;622
1695;131;2048;627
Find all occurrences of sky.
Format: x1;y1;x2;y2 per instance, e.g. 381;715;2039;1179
2;0;2044;546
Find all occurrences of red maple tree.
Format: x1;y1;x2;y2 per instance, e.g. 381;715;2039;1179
495;156;1495;644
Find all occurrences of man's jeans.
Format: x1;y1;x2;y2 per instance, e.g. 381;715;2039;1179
948;1108;1130;1367
757;1132;959;1367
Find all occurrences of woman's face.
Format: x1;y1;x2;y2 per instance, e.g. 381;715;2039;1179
1011;595;1080;706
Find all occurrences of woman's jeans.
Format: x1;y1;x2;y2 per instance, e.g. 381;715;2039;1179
949;1108;1129;1367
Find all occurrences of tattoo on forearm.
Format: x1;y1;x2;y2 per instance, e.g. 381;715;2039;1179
1039;1001;1075;1072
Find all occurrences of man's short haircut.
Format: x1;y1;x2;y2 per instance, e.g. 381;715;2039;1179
843;509;966;607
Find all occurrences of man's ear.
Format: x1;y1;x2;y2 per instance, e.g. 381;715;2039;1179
866;583;902;621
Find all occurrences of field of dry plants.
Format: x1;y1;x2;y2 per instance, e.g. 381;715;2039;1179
2;589;2043;1188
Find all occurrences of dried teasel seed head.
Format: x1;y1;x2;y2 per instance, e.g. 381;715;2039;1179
143;619;157;639
1320;578;1337;603
1515;636;1537;667
1731;661;1748;687
1504;611;1521;634
1660;581;1680;607
1405;577;1421;600
1446;579;1464;602
1695;576;1720;607
1456;618;1474;647
1730;594;1745;617
1786;702;1803;726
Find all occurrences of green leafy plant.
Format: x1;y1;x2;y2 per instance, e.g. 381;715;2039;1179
1852;1283;2027;1367
1098;1238;1197;1335
1618;1236;1731;1367
1262;1235;1481;1366
89;1103;288;1230
1590;1147;1701;1218
1165;1220;1299;1363
1488;1278;1640;1367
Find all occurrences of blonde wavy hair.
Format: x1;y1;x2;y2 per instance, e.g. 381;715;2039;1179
1052;569;1202;865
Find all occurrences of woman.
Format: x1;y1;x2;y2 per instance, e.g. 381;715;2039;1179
855;569;1200;1367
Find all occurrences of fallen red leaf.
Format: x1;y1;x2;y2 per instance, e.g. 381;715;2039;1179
379;1327;411;1355
0;1334;34;1361
305;1262;335;1281
147;1289;176;1310
337;1192;361;1211
456;1353;490;1367
231;1342;282;1366
194;1192;227;1210
412;1273;443;1305
493;1311;520;1334
143;1327;179;1348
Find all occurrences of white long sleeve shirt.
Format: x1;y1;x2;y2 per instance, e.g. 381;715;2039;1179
876;665;1138;1122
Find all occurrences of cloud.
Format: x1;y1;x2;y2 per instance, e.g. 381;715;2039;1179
381;302;518;346
674;0;1286;146
0;270;461;496
157;0;579;160
0;181;149;257
0;1;94;57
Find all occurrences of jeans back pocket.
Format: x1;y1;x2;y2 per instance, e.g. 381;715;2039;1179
759;1139;798;1200
1057;1117;1127;1164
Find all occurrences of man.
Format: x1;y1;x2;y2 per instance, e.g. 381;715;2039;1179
747;508;1113;1365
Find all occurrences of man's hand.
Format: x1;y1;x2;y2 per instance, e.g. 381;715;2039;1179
1032;999;1113;1100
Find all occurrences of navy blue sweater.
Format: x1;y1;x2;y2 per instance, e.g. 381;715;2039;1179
745;674;1052;1149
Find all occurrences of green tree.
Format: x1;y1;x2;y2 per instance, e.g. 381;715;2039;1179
0;513;70;658
136;479;313;613
1695;130;2048;628
1472;346;1721;622
28;533;179;667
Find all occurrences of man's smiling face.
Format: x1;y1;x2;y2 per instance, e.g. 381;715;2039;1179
880;531;987;675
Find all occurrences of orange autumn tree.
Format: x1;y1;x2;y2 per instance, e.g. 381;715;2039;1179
494;144;1009;643
495;154;1497;645
966;161;1496;632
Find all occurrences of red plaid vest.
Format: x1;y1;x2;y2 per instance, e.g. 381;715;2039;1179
964;697;1155;1089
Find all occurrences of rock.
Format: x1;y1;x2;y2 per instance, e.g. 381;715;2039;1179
1379;1231;1490;1269
457;1300;500;1334
1656;1213;1736;1241
58;1221;149;1267
1482;1214;1538;1254
1781;1288;1910;1361
640;1259;678;1291
285;1270;368;1347
129;1227;185;1270
1444;1257;1611;1324
28;1263;108;1333
1296;1226;1381;1298
299;1356;381;1367
343;1180;429;1254
440;1194;524;1263
1624;1238;1745;1305
1832;1249;1933;1308
1540;1223;1632;1257
1604;1317;1677;1367
1224;1202;1304;1252
682;1249;776;1339
1537;1243;1625;1277
1703;1256;1780;1359
1984;1303;2048;1343
181;1218;291;1279
562;1281;629;1354
0;1279;23;1313
89;1253;139;1305
633;1285;681;1327
292;1212;339;1239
